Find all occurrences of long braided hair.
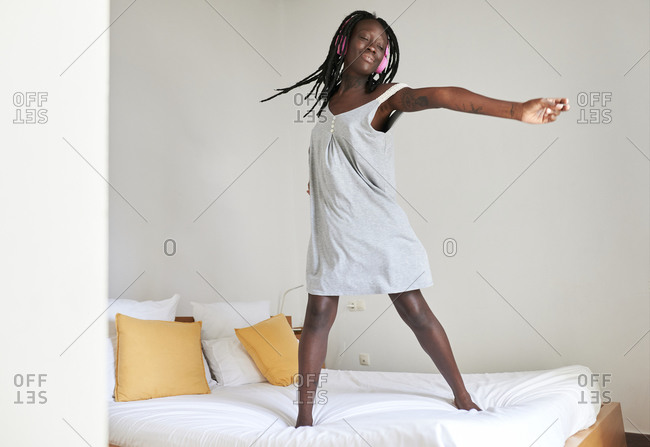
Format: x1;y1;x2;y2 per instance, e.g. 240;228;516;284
260;10;400;118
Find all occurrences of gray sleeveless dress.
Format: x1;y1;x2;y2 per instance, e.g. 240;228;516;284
306;83;434;296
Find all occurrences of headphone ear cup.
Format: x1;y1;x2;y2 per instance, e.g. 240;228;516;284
374;44;389;73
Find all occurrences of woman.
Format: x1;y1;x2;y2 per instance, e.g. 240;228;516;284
261;10;569;428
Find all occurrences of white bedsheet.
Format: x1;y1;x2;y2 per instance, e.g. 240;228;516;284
109;364;601;447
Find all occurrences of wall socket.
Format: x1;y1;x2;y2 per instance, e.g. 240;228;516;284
359;353;370;366
347;299;366;311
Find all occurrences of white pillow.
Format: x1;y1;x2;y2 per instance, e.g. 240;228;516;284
106;336;217;400
191;300;270;340
202;354;219;390
202;337;267;386
107;294;180;339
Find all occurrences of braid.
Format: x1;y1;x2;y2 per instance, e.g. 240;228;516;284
260;10;400;119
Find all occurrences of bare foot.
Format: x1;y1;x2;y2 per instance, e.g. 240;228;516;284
295;416;313;428
453;394;482;411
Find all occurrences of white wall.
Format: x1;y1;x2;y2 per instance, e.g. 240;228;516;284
108;0;300;316
2;0;110;445
109;0;649;435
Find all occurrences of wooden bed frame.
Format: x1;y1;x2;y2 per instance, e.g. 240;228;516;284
108;316;628;447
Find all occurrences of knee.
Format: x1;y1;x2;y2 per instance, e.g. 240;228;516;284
304;296;338;331
393;297;433;331
402;309;432;331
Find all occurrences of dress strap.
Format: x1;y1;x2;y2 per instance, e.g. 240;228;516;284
376;83;409;105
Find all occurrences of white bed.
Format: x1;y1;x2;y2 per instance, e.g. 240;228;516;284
109;364;609;447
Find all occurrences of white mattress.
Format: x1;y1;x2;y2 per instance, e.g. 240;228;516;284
109;364;601;447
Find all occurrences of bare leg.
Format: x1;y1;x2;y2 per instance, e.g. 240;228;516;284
295;293;339;427
388;289;482;411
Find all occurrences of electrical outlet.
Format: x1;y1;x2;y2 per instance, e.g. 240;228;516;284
359;353;370;366
347;299;366;311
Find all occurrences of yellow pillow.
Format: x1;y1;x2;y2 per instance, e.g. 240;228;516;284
234;314;298;386
114;313;210;402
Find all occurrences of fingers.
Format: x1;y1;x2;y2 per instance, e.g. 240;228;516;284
549;97;570;111
541;98;570;122
526;97;569;124
555;98;570;112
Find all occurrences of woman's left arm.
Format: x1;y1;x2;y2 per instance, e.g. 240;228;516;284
390;86;570;124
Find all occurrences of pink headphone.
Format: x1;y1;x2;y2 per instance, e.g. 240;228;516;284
335;20;390;74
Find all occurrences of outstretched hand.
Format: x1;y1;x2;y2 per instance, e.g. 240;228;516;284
520;97;570;124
